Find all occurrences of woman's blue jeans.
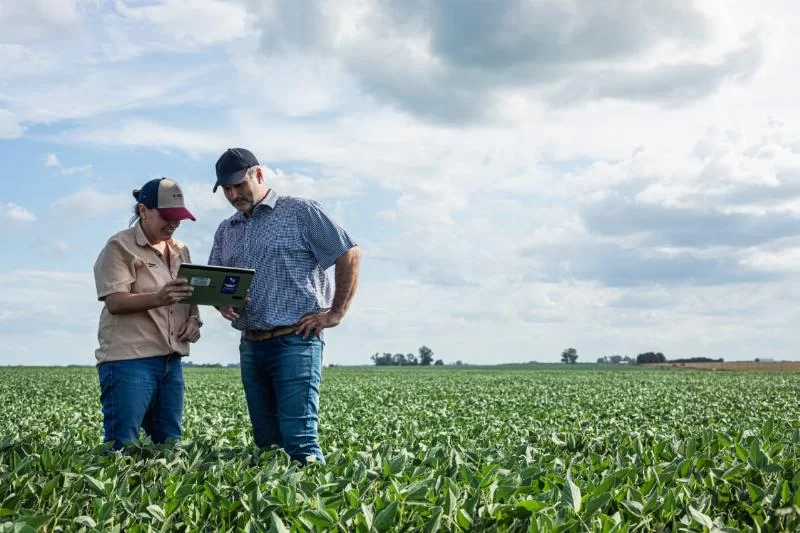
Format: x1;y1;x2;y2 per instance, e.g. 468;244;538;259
239;334;324;464
97;354;184;449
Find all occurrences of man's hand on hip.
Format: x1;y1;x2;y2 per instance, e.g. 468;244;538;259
295;310;343;339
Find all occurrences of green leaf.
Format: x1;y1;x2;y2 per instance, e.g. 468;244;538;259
517;500;547;513
456;508;473;529
423;506;443;533
585;493;611;517
734;443;748;462
563;477;581;513
302;509;335;528
18;514;50;530
84;475;106;496
74;516;97;528
360;504;373;531
721;463;745;481
146;504;165;521
621;500;643;517
269;512;289;533
689;506;713;530
748;440;767;470
6;525;36;533
374;501;398;532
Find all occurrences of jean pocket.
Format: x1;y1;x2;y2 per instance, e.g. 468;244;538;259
276;333;320;348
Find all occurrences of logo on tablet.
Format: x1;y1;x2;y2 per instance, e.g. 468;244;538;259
221;275;240;294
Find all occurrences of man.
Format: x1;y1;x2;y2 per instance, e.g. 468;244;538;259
209;148;361;464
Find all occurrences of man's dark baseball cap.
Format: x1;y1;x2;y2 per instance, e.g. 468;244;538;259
214;148;259;192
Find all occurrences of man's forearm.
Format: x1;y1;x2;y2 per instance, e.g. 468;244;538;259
330;246;361;316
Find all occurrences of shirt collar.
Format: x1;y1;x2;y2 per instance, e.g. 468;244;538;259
231;189;279;224
134;221;151;247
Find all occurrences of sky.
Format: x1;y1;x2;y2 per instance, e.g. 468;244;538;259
2;0;800;366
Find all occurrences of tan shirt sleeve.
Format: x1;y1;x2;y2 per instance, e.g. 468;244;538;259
94;238;137;300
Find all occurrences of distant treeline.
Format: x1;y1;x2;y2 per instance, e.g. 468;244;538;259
370;346;450;366
667;357;724;364
597;352;724;365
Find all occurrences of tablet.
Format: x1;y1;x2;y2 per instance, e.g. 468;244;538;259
177;263;255;307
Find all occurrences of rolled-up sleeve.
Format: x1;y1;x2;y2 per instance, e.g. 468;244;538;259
301;200;357;270
94;239;136;300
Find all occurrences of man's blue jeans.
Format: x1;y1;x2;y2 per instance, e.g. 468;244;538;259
239;333;324;464
97;354;184;449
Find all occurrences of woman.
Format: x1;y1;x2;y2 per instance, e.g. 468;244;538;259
93;177;202;449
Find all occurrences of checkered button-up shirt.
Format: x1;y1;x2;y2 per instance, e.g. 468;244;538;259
208;189;356;331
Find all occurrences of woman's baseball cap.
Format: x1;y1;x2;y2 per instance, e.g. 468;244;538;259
133;178;196;221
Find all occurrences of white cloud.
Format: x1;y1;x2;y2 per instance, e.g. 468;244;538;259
0;109;23;139
63;119;228;156
248;0;774;123
115;0;252;47
43;152;93;178
50;188;129;218
0;203;36;222
0;0;81;41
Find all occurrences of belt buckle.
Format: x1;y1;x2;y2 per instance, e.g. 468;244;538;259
246;328;276;341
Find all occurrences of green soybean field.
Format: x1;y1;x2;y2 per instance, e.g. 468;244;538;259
1;366;800;532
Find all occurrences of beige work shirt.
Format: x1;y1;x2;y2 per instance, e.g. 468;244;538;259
93;223;199;364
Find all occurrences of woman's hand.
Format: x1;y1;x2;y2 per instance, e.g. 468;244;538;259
157;278;194;306
177;316;202;343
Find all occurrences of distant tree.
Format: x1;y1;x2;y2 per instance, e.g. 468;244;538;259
434;359;444;366
392;353;408;366
418;346;434;366
406;353;418;365
561;348;578;364
597;356;609;364
455;360;464;366
636;352;667;364
371;352;395;366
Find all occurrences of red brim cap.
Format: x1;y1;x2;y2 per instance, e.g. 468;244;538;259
158;207;196;221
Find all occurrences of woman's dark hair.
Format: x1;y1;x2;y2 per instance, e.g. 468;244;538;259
129;189;142;227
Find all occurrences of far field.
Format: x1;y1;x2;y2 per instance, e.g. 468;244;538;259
1;365;799;531
650;361;800;372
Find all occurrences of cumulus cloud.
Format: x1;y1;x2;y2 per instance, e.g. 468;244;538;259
0;203;36;222
581;198;800;248
547;28;769;107
0;0;81;41
50;188;129;218
251;0;771;123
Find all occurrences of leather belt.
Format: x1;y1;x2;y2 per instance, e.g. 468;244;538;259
243;326;297;342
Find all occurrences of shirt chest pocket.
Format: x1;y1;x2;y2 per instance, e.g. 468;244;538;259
131;260;166;294
223;226;303;265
